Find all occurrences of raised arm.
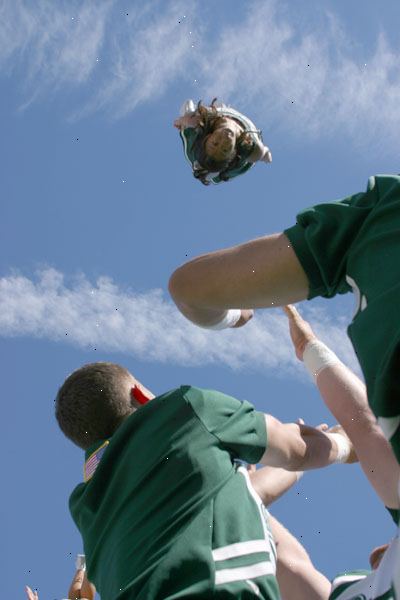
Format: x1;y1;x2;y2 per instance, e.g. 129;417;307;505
168;233;309;328
249;464;301;506
68;567;96;600
173;114;201;129
269;515;331;600
248;465;331;599
284;304;400;509
260;413;356;472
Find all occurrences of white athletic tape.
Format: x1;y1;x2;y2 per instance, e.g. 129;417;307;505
303;340;340;380
75;554;86;571
330;433;351;464
201;309;241;330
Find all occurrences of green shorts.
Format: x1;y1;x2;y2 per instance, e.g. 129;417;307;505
285;174;400;466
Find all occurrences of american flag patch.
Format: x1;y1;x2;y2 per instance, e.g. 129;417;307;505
83;440;109;482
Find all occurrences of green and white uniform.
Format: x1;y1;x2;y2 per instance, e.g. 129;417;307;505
329;509;399;599
284;175;400;469
69;386;280;600
329;537;399;599
179;100;265;184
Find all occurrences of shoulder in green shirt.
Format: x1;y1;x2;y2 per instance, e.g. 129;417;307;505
69;386;268;599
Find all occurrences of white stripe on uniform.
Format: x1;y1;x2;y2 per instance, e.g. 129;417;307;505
330;573;368;593
212;540;268;562
215;561;275;585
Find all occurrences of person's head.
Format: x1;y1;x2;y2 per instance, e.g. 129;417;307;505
369;543;389;570
55;362;153;450
193;100;255;185
204;126;237;163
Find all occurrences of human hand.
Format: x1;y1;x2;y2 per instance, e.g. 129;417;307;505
173;114;200;129
25;586;38;600
328;424;358;464
68;569;96;600
232;309;254;328
283;305;316;360
297;417;328;432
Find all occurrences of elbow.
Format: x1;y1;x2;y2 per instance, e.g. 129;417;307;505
169;255;209;310
168;265;192;309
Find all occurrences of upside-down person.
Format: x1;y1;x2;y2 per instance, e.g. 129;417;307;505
54;361;354;599
174;98;272;185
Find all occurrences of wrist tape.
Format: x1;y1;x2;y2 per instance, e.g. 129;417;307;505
330;433;351;464
202;309;241;330
303;340;340;379
75;554;86;571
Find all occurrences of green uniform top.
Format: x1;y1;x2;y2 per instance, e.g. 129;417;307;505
69;386;280;600
180;104;263;184
328;529;399;599
284;175;400;468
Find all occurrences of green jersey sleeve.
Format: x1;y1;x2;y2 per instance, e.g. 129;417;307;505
180;127;199;165
284;176;380;300
182;385;267;464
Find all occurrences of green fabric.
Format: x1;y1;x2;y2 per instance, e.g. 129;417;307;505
185;386;267;464
329;570;396;600
386;507;400;526
180;127;255;184
210;160;253;184
180;127;199;165
69;386;273;600
329;570;370;600
284;175;400;462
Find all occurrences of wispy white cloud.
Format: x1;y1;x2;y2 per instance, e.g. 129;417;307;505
2;0;399;145
0;268;359;378
78;0;201;118
197;2;400;146
0;0;113;98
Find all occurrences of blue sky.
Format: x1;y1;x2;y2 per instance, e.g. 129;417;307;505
1;1;400;598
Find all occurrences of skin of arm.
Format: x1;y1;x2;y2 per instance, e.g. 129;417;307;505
270;514;331;600
316;364;400;508
260;414;355;471
285;305;400;509
248;464;330;599
249;464;301;506
68;568;96;600
168;233;309;327
173;114;201;129
25;569;96;600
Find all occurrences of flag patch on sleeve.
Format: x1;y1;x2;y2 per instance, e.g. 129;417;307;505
83;440;109;482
